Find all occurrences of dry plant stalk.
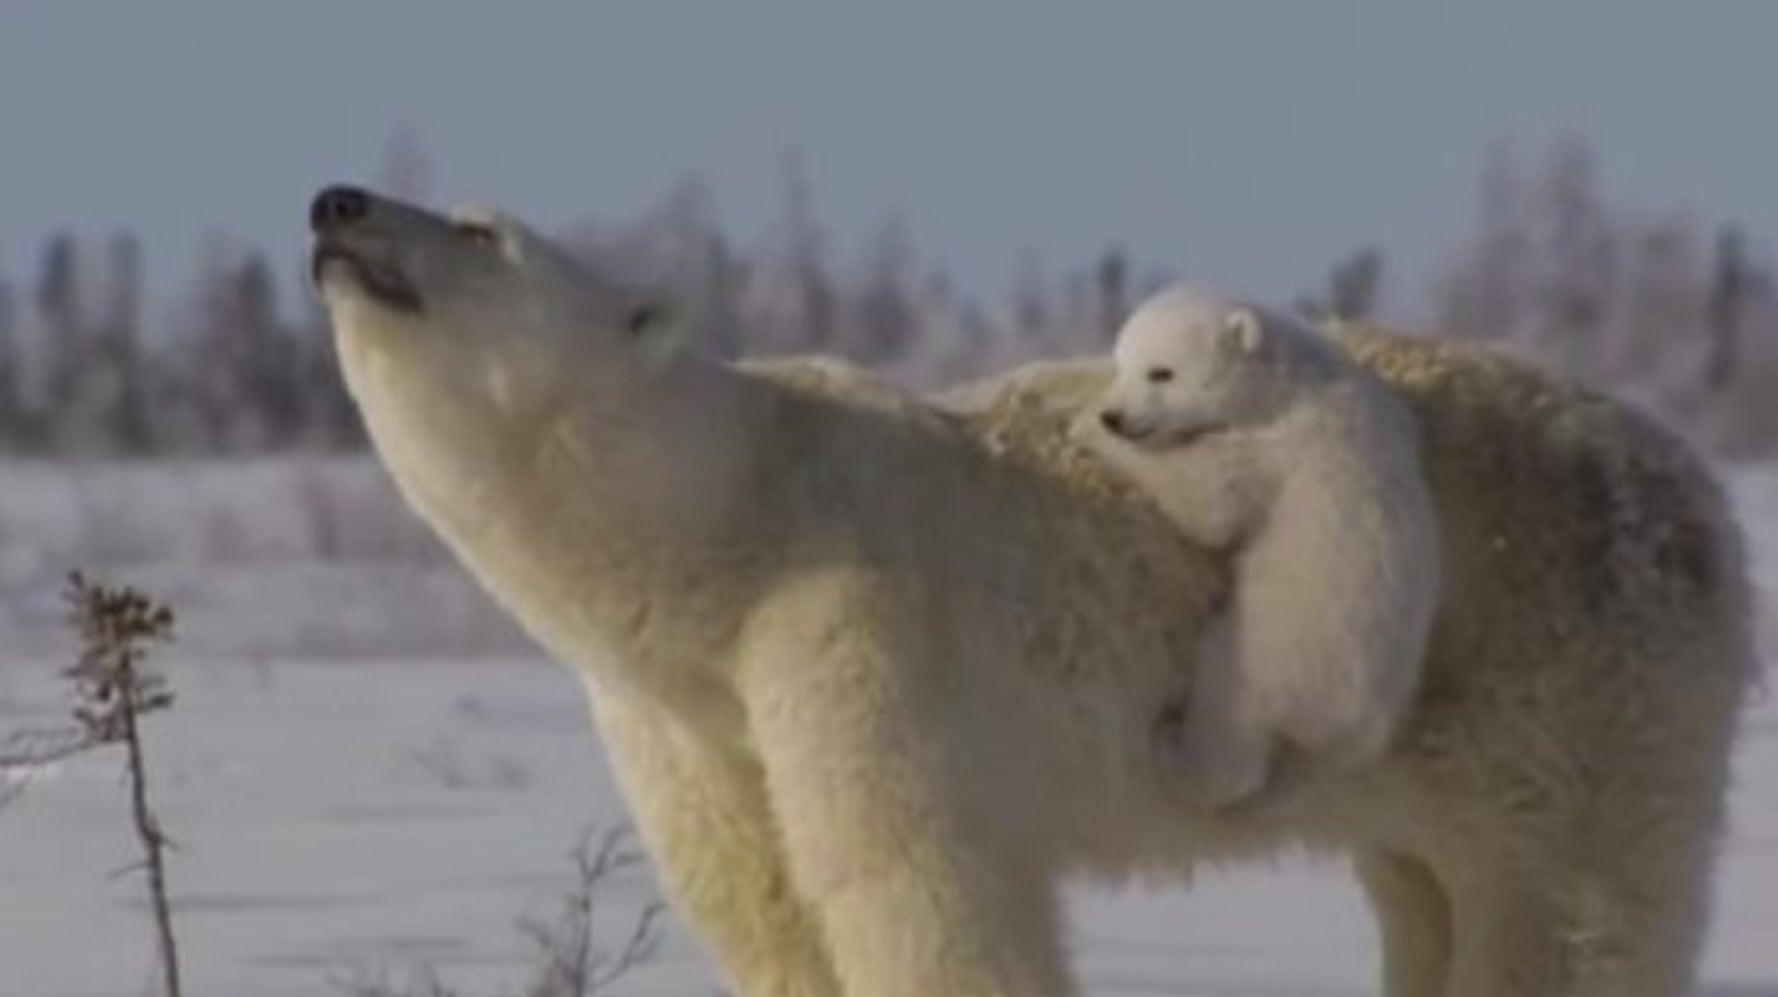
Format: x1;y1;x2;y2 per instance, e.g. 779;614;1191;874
61;571;182;997
517;825;665;997
0;724;96;808
330;823;664;997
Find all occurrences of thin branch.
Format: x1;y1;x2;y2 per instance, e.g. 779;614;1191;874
0;725;103;807
588;901;664;992
335;821;662;997
59;572;183;997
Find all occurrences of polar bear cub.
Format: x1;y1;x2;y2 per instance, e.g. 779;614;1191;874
1075;282;1443;811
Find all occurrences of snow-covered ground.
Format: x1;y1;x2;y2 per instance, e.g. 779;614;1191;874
0;459;1773;997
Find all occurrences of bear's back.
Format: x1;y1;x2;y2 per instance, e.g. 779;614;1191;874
933;324;1755;756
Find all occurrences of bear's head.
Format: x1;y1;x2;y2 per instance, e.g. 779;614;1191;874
308;185;686;434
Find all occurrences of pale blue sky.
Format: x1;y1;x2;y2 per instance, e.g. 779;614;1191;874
2;0;1775;316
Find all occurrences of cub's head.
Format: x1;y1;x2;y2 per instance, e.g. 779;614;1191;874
308;185;686;433
1095;283;1293;448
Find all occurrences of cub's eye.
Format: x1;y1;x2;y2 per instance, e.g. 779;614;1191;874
1146;367;1174;384
454;220;501;247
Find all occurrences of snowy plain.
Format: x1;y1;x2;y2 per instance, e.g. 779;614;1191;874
0;457;1773;997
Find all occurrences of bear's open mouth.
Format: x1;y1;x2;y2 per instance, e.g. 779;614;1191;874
310;243;424;313
1123;421;1224;450
1159;423;1225;447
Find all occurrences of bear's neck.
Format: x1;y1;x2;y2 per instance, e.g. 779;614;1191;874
548;358;775;546
410;357;783;702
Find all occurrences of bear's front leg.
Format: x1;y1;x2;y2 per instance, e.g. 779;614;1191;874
739;632;1075;997
589;691;842;997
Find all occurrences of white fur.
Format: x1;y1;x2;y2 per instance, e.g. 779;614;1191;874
312;191;1757;997
1074;283;1443;811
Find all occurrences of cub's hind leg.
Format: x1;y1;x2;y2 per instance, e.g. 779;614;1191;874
1156;608;1275;808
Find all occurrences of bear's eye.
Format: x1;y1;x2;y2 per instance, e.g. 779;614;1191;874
1146;367;1174;384
625;303;663;336
454;219;500;248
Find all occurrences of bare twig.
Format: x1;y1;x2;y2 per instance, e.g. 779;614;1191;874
518;825;663;997
0;725;101;807
0;726;98;766
60;571;182;997
331;821;663;997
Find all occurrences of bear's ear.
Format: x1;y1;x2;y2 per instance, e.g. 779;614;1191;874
622;297;685;366
1224;307;1266;355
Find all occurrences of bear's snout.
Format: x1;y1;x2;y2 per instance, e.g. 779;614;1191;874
1099;409;1127;435
311;185;373;233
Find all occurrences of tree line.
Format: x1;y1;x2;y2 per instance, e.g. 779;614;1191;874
0;132;1771;461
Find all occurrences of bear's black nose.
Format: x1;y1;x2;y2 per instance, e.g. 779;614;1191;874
310;185;371;233
1099;409;1126;434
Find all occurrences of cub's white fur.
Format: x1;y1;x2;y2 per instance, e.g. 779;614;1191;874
1076;283;1443;810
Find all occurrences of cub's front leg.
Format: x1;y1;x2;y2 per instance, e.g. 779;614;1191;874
1070;414;1268;550
737;602;1075;997
588;689;841;997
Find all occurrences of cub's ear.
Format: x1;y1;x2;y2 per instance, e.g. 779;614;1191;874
1224;307;1266;355
622;297;685;366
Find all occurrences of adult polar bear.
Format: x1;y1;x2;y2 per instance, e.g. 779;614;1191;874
308;185;1756;997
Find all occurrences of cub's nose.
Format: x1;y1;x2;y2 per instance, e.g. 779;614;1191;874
1099;409;1126;434
310;185;372;233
